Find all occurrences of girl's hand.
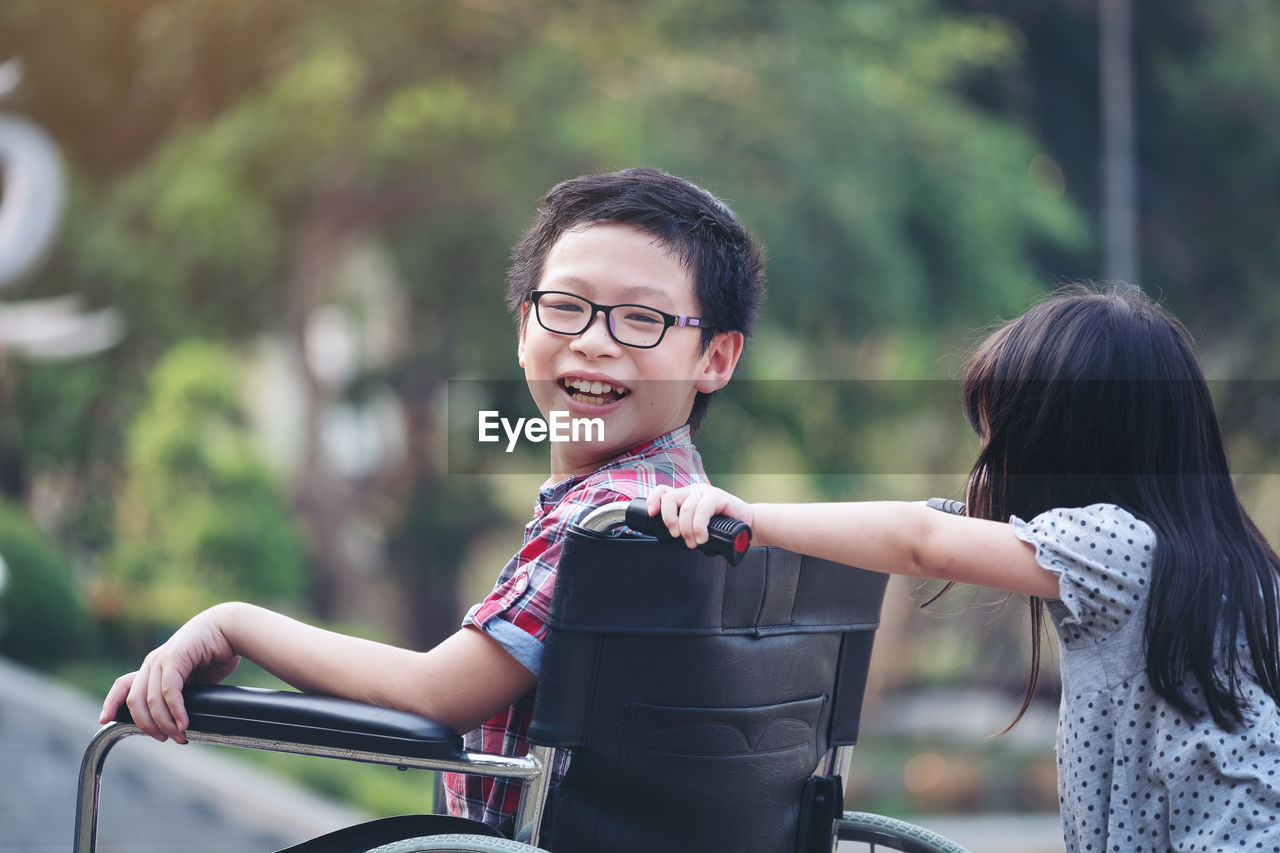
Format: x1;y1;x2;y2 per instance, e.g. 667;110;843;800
99;605;241;743
646;484;755;551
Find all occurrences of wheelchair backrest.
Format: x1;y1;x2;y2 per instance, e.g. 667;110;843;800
528;526;888;853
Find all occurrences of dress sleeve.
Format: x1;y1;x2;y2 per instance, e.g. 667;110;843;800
1011;504;1155;640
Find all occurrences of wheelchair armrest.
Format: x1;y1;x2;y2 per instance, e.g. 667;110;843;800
115;683;463;761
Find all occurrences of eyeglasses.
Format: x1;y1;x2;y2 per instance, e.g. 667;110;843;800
529;290;715;349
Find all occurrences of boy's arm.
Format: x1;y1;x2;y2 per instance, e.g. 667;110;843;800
100;602;537;743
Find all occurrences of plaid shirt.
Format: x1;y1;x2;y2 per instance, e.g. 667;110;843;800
443;426;708;833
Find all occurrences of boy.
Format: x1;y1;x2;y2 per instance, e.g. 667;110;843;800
99;167;766;834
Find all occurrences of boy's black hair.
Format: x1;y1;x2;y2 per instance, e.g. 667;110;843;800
963;283;1280;731
507;167;766;432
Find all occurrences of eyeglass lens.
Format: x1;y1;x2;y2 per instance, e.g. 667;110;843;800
536;292;668;348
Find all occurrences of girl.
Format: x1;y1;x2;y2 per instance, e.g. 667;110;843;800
647;286;1280;853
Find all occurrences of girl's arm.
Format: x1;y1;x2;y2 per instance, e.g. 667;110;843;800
648;485;1060;600
100;603;537;743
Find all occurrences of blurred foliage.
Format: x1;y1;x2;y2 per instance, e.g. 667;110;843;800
1;0;1088;643
103;341;306;626
845;730;1059;815
944;0;1280;374
3;0;1085;361
1135;1;1280;376
0;498;94;666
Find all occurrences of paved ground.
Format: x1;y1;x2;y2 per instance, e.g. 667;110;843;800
0;656;366;853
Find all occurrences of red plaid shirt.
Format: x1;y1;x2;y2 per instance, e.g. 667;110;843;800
443;426;707;832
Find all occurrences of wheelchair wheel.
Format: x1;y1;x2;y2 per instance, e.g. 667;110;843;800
364;834;548;853
836;811;973;853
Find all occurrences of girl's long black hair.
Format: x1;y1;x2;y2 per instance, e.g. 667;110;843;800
963;284;1280;729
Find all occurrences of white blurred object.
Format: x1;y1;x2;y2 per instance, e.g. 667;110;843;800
321;391;407;478
0;295;125;359
0;58;22;100
0;59;66;290
306;305;358;387
0;58;122;360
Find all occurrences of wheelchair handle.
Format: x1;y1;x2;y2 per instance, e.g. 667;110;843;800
624;498;752;565
577;499;752;565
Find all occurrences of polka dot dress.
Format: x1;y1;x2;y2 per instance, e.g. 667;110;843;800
1012;504;1280;852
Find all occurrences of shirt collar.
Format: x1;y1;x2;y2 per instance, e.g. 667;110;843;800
535;425;695;508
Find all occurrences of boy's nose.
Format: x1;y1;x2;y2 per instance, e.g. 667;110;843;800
570;309;621;354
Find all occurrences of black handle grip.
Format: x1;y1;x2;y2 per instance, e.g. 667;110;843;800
624;498;752;565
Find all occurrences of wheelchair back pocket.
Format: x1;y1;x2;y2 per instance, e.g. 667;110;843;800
549;695;827;853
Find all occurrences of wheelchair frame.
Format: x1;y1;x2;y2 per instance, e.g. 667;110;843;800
75;501;972;853
75;676;567;852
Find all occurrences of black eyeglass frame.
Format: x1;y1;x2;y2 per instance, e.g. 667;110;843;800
528;289;717;350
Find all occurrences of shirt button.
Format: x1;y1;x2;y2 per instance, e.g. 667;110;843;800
514;573;529;595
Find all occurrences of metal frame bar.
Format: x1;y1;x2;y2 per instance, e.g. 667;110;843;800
822;744;854;780
74;721;549;853
513;744;558;846
577;502;629;532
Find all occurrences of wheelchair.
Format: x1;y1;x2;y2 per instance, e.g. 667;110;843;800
76;499;972;853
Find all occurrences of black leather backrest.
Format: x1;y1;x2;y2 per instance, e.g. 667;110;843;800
528;529;888;853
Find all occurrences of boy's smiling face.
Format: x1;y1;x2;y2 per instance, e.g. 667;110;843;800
518;222;742;478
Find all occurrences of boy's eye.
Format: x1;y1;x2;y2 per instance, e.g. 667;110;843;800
547;300;585;314
622;308;663;325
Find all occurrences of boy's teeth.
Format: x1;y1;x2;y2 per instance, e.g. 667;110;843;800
567;378;620;395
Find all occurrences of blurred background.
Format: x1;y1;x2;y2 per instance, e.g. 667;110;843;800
1;0;1278;843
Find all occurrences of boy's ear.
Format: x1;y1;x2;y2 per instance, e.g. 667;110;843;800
693;330;744;394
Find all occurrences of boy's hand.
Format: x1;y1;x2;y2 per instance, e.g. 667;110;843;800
99;605;241;743
646;484;755;551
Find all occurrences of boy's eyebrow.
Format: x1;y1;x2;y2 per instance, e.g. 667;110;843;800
542;277;680;309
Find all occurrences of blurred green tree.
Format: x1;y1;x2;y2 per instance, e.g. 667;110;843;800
941;0;1280;360
1;0;1097;652
106;341;305;628
938;0;1280;491
0;498;93;666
